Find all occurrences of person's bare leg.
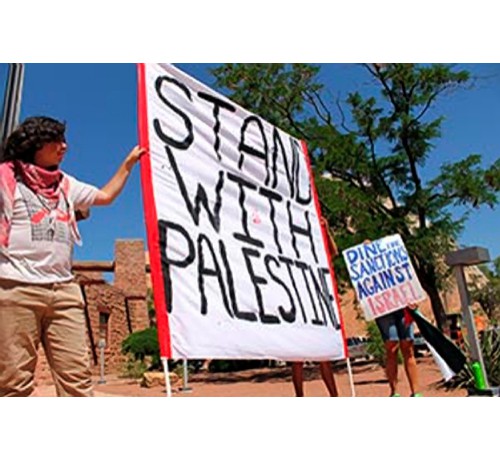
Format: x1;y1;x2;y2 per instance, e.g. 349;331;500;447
385;341;400;396
201;359;211;372
292;362;305;397
400;340;420;395
319;361;338;397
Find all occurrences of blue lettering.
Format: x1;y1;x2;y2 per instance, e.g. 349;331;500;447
401;262;413;280
365;243;380;259
359;262;372;278
350;263;361;282
380;270;396;289
366;258;378;274
371;275;384;295
357;279;370;300
394;266;405;283
376;240;387;254
345;248;359;265
385;250;396;268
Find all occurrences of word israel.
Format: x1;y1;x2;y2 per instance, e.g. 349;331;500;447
343;235;426;320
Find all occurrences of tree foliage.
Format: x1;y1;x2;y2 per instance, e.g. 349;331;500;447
121;327;161;370
211;64;500;330
473;258;500;324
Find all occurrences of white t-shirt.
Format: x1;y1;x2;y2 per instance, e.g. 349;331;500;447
0;174;98;284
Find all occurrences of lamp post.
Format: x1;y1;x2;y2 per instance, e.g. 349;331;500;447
98;312;109;385
445;247;497;395
0;63;24;149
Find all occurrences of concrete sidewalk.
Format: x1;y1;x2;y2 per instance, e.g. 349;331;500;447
30;357;468;397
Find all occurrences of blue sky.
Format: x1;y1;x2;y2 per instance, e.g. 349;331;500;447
1;63;499;265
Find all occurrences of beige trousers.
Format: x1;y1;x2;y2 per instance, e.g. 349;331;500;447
0;279;93;397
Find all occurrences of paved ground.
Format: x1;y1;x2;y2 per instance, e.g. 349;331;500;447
33;356;467;397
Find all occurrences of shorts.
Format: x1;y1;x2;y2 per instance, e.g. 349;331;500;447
375;309;414;342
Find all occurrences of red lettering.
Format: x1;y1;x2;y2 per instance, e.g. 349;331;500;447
381;289;396;312
366;297;378;317
407;282;419;300
392;285;405;306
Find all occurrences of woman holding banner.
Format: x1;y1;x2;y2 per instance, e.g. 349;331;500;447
0;116;144;397
291;217;339;397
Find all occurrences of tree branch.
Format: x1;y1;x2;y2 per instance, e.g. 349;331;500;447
364;124;399;211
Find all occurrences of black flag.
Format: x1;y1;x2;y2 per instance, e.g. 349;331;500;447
408;309;467;375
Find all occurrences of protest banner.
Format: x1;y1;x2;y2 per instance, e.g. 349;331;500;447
137;63;346;361
343;235;426;320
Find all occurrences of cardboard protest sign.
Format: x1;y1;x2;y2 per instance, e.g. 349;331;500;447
343;235;426;320
137;63;346;361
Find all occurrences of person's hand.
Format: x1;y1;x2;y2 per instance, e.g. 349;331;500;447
125;146;147;169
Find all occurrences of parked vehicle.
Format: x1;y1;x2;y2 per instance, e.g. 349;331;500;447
347;336;371;361
413;332;429;357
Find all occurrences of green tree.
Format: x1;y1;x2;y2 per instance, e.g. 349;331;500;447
473;257;500;324
212;64;500;331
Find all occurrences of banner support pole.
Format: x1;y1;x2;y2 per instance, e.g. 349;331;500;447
178;359;193;393
346;358;356;397
161;357;172;397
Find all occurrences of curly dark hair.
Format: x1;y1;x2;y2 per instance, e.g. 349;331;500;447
0;116;66;164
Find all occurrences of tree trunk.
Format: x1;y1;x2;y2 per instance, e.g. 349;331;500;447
416;266;449;333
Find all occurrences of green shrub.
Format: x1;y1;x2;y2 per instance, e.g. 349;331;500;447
120;357;149;379
365;321;385;365
442;328;500;390
481;328;500;386
121;327;161;370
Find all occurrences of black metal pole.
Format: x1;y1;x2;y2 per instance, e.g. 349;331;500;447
0;63;25;153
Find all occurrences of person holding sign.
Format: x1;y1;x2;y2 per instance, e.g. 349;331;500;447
291;217;339;397
375;305;422;397
0;116;145;397
343;236;425;397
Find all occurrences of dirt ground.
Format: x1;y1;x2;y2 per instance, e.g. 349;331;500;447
33;356;467;397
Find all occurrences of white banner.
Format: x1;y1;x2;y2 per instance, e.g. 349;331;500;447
139;63;346;361
343;235;426;321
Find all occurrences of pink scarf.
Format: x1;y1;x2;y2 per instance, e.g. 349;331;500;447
0;160;81;248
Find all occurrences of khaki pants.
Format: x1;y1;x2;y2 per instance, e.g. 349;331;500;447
0;279;93;397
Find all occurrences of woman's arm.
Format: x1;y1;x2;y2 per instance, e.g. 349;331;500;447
321;216;339;259
93;146;146;206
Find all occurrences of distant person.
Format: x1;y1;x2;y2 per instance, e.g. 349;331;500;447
291;216;339;397
0;116;145;397
375;305;422;397
291;361;339;397
449;314;464;348
358;238;422;397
